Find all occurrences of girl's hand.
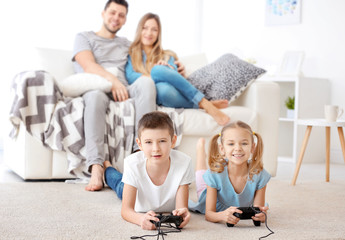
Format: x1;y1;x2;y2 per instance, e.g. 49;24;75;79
223;206;242;226
252;206;269;223
140;211;159;230
172;208;191;228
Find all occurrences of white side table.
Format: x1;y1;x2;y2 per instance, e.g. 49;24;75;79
291;119;345;185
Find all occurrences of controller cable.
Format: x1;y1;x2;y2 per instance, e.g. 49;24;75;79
130;222;181;240
251;206;274;239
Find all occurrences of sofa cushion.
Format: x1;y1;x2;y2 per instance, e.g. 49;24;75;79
182;106;257;136
187;53;266;103
58;67;119;97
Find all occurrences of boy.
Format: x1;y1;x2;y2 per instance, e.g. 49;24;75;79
104;111;194;229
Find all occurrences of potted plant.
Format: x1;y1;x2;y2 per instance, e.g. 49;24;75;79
285;96;295;118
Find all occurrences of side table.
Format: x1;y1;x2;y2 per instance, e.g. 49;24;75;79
291;119;345;185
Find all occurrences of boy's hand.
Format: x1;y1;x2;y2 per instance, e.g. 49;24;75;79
252;206;269;223
223;206;242;226
140;211;159;230
172;208;190;228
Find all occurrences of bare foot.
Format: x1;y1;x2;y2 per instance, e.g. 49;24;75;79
85;164;104;191
199;99;230;126
103;160;112;169
210;99;229;109
196;138;207;171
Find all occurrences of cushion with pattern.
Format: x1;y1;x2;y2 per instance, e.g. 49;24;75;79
187;53;266;103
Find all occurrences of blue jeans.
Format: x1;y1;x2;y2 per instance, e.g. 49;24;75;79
150;65;204;108
104;167;124;200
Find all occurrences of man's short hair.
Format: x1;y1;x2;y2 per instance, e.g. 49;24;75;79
138;111;175;139
104;0;129;13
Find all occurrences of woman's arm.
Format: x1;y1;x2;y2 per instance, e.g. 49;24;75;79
205;186;241;225
125;56;144;85
172;184;190;228
252;185;269;222
121;183;158;230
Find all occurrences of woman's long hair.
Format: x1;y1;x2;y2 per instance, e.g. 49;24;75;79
208;121;264;181
128;13;177;75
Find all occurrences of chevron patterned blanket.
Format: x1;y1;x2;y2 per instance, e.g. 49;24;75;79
9;71;184;178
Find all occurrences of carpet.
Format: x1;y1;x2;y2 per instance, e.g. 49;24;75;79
1;178;345;240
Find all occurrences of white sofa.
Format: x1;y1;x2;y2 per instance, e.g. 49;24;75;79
4;48;280;179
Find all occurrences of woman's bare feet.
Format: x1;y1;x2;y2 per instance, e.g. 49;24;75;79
196;138;207;171
199;98;230;126
210;99;229;109
85;164;104;191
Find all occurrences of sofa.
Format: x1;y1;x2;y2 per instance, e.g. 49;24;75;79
4;48;280;180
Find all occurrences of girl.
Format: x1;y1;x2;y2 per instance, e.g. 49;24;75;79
189;121;270;226
125;13;230;126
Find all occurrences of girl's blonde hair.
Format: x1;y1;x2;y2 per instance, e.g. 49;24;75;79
128;13;177;75
208;121;264;181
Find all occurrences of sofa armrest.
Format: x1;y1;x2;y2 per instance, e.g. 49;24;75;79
231;81;280;176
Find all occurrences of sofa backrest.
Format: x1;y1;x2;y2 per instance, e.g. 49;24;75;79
36;48;75;82
35;47;208;81
179;54;208;77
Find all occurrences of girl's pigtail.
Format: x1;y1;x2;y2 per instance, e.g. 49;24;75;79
208;134;226;173
249;132;264;180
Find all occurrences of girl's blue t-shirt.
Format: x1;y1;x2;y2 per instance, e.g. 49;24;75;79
189;166;271;214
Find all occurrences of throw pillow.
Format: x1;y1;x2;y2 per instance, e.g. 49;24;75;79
59;67;118;97
187;53;266;103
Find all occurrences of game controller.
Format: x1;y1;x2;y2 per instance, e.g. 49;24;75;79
150;213;183;228
226;207;261;227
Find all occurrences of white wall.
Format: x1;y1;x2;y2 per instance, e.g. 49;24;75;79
1;0;344;162
0;0;199;149
200;0;345;162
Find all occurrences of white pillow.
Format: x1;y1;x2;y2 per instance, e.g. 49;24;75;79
59;67;118;97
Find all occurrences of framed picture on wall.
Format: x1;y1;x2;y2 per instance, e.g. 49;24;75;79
265;0;301;26
279;51;304;76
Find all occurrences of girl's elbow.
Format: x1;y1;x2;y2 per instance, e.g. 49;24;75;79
204;212;212;222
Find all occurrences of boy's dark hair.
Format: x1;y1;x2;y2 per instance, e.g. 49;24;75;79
138;111;175;139
104;0;129;13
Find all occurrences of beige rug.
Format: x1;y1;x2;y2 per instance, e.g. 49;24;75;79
1;178;345;240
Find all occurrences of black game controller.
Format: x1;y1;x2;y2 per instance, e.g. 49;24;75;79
150;213;183;228
227;207;261;227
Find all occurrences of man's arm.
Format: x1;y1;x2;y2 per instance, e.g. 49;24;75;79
174;60;186;78
74;50;128;101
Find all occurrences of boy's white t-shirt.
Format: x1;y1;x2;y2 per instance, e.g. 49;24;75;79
121;149;195;213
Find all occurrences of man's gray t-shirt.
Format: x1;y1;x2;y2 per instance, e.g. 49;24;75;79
72;31;131;85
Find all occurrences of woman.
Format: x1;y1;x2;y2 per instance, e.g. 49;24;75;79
125;13;230;126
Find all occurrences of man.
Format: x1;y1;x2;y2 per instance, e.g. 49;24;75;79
72;0;185;191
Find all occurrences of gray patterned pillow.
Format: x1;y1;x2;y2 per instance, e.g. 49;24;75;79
187;53;266;103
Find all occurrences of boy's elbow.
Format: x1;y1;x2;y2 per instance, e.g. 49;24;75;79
121;207;127;220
